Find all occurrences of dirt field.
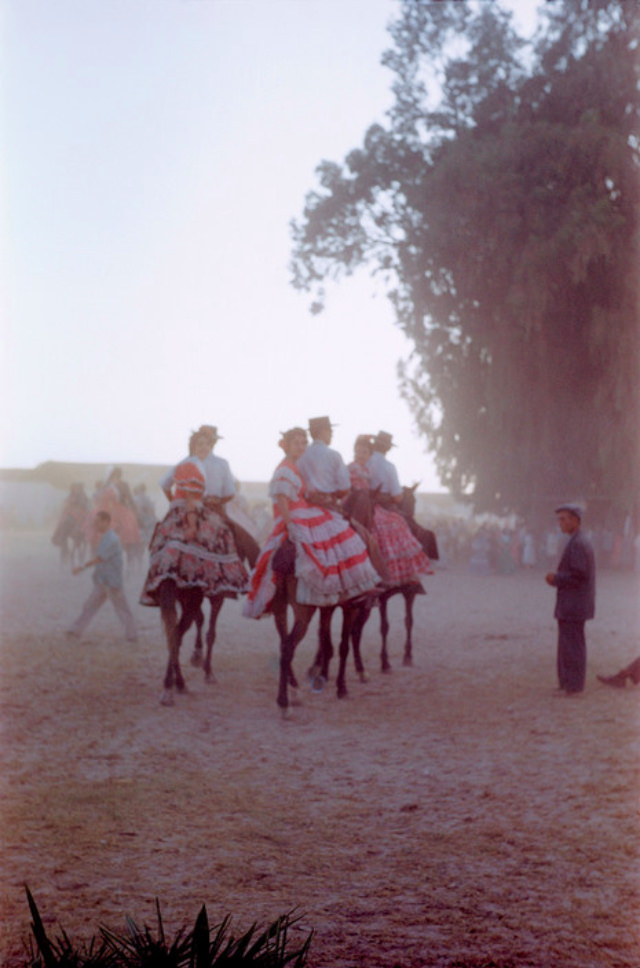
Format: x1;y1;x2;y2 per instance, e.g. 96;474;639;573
1;531;639;968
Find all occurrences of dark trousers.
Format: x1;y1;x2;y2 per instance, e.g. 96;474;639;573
557;620;586;693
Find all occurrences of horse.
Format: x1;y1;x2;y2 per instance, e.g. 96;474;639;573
269;573;374;714
306;595;376;698
315;485;438;678
52;512;88;569
159;516;261;701
157;579;207;706
187;593;228;684
370;484;438;671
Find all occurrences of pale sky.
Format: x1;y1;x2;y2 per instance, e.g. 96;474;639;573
2;0;540;490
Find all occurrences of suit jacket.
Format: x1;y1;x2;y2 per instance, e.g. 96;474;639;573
554;529;596;621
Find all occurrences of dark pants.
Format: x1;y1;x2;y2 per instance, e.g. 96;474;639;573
557;620;586;693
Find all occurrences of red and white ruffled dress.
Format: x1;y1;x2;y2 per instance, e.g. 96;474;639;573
243;459;381;618
347;461;433;587
140;459;248;606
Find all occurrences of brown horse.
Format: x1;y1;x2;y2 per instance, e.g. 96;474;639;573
315;486;438;677
159;518;260;705
371;485;438;671
157;579;207;706
306;596;376;698
188;594;229;684
270;575;375;714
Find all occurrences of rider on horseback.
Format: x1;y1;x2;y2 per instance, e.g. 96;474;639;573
243;425;381;618
141;427;248;607
352;431;435;587
296;416;350;514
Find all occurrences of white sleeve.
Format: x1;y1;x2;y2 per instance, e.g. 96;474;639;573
220;459;236;498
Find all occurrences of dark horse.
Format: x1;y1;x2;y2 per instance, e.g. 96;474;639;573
158;517;260;706
369;484;437;671
315;485;438;681
52;506;88;569
270;572;373;716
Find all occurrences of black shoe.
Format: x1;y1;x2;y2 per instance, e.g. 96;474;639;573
597;672;626;688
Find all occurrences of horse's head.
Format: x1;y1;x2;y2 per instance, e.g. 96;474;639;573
400;483;420;517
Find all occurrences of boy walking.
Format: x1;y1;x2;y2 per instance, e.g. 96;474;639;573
67;511;137;641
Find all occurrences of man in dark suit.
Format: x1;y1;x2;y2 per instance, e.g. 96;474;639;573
545;504;596;695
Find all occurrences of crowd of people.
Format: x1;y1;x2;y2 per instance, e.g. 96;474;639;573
52;471;158;570
54;418;636;701
66;419;436;657
423;516;640;575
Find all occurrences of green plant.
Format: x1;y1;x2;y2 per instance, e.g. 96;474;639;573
23;887;313;968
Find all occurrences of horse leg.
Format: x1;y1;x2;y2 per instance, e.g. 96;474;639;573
158;582;179;705
203;595;224;683
190;602;205;667
272;582;298;689
309;606;335;692
278;605;314;716
403;589;417;667
379;594;392;673
173;589;203;694
307;629;325;685
336;604;357;699
351;600;372;683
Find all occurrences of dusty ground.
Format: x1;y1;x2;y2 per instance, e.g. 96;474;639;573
0;530;639;968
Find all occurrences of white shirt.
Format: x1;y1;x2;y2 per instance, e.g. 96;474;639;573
160;453;236;499
297;440;350;494
367;451;402;497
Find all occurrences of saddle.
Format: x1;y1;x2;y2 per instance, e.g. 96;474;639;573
371;491;439;560
202;497;260;566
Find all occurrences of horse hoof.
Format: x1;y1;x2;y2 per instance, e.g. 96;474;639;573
204;672;217;685
403;656;413;667
290;687;303;707
381;665;392;675
337;685;348;699
280;704;292;720
311;674;326;694
191;651;203;668
159;689;174;706
358;670;370;684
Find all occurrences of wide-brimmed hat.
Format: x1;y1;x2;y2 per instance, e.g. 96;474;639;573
308;416;336;437
555;503;583;520
374;431;395;450
198;424;222;441
354;434;374;450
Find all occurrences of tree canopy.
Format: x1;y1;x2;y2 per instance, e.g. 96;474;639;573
290;0;640;520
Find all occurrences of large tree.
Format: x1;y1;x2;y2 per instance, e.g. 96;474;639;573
290;0;640;520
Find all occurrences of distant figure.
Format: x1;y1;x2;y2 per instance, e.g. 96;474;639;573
51;483;90;568
522;530;537;568
545;504;596;695
93;467;141;562
597;657;640;689
66;510;137;642
133;483;157;546
545;527;561;569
